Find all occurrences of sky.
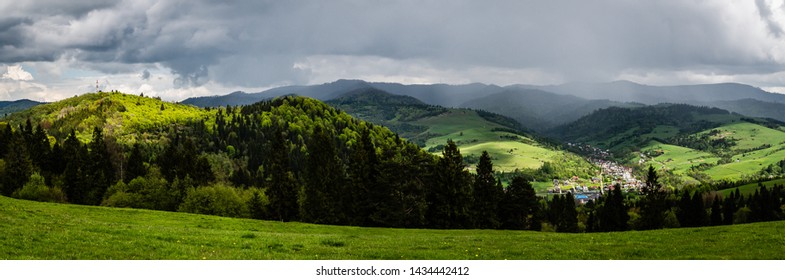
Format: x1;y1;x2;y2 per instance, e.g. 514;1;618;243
2;0;785;102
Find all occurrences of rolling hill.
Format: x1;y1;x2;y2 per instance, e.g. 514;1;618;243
326;87;593;173
2;91;212;144
550;103;785;181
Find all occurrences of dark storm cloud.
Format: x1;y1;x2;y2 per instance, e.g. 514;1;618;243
3;0;785;87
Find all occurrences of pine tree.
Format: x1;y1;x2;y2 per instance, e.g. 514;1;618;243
83;127;114;205
710;195;722;226
63;130;87;204
124;143;146;183
427;139;473;229
639;165;668;230
1;133;33;196
472;151;502;229
557;193;579;233
599;184;629;231
500;176;538;230
29;125;51;170
302;125;346;224
722;192;736;225
346;127;380;226
266;125;299;222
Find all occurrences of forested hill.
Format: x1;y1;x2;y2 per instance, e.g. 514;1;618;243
549;104;740;151
0;99;43;116
2;91;211;144
1;92;532;229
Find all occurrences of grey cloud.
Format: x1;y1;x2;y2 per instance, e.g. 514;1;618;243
3;0;785;89
756;0;784;37
141;69;151;80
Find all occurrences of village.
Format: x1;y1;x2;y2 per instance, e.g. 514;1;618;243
551;143;643;204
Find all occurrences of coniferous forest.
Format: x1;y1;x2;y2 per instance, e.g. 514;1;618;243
1;93;783;232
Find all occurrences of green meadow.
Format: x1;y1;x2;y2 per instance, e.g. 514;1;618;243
2;195;784;260
416;109;564;172
718;178;785;197
640;122;785;181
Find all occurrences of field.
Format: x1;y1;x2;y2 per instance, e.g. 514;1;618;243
2;195;785;260
718;178;785;197
640;140;719;182
415;109;563;171
702;123;785;180
638;122;785;181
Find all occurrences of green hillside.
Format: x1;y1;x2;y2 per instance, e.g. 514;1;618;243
718;179;785;197
329;88;593;174
2;195;783;260
3;91;212;144
639;122;785;181
553;104;785;182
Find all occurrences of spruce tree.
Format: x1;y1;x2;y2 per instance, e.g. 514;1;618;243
722;192;736;225
302;125;346;224
63;130;87;204
346;127;379;226
500;176;538;230
266;125;299;222
472;151;502;229
599;184;629;231
427;139;473;229
710;195;722;226
125;143;147;183
84;127;114;205
557;193;579;233
639;165;668;230
1;133;33;196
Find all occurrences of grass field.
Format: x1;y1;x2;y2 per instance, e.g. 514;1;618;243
2;195;785;260
415;109;564;172
640;140;719;183
637;122;785;181
718;178;785;197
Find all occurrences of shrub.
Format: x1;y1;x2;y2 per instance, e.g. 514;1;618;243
178;184;249;218
102;191;145;208
12;173;66;203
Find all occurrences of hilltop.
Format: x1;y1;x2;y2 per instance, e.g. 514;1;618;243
2;91;211;144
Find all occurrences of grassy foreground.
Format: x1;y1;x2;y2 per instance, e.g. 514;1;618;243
2;195;784;260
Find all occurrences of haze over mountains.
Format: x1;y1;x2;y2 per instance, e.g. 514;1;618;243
181;80;785;131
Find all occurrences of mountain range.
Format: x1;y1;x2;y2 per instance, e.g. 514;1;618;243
181;80;785;131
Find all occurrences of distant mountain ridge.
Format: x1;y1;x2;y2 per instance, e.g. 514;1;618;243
459;88;641;131
181;79;785;130
0;99;43;115
525;80;785;104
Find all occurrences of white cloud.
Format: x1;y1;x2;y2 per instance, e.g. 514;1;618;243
2;65;34;81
